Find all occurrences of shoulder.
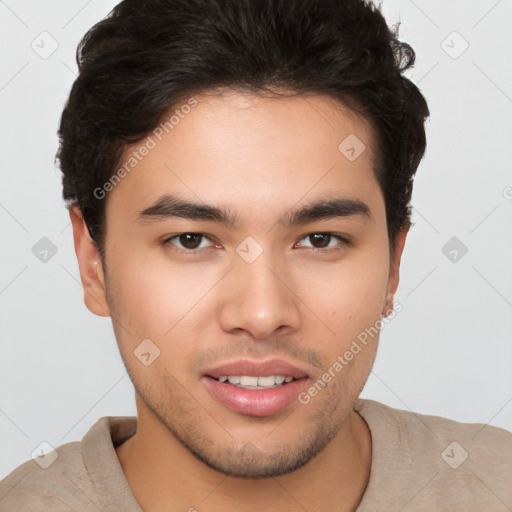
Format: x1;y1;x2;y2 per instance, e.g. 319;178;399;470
355;399;512;511
357;397;512;448
0;441;97;511
0;417;117;511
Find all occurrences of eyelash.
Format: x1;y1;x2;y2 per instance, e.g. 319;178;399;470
161;232;351;254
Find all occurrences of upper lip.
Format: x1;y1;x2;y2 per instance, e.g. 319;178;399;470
203;358;309;380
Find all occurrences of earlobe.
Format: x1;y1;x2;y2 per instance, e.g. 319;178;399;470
382;225;409;316
69;205;110;318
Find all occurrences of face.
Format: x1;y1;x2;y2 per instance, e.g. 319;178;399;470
72;89;406;478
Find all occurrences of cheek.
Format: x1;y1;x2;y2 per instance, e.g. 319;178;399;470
295;251;390;338
106;250;222;344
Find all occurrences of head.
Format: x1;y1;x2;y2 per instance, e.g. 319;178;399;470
59;0;428;478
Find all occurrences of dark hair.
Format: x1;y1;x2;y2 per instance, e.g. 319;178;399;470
56;0;429;257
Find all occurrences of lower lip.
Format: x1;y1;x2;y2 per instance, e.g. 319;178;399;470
201;376;309;417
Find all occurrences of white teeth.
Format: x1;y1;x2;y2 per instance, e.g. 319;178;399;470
257;376;276;386
240;376;258;386
217;375;294;388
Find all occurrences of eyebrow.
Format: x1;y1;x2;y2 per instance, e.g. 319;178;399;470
138;194;371;229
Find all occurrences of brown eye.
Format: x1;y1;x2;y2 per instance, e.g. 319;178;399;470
163;233;214;251
309;233;331;248
178;233;203;250
295;232;350;251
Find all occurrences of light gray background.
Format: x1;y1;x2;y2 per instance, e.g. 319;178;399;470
1;0;511;480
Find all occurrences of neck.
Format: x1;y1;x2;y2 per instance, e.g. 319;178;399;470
116;396;371;512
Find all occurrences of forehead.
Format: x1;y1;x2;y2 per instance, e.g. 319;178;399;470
106;89;383;227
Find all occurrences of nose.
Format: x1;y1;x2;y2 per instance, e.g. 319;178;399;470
218;247;301;339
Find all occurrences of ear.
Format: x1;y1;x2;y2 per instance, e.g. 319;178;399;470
69;205;110;317
382;224;409;316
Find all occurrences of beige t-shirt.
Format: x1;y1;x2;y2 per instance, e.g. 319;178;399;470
0;399;510;511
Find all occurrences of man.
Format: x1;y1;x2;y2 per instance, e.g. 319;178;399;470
1;0;510;510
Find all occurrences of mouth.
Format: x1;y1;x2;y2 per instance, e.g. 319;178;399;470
200;359;310;417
